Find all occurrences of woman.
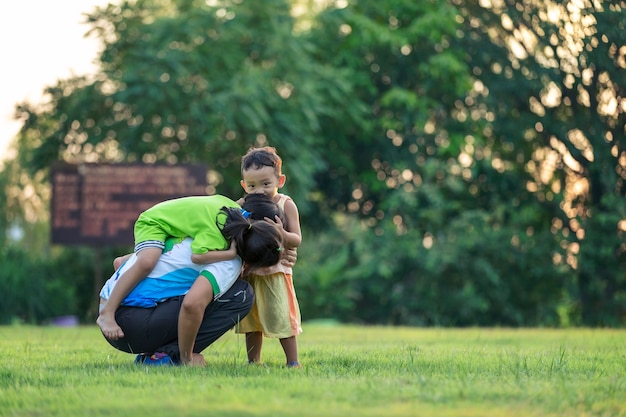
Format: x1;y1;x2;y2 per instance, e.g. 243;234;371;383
99;194;290;366
97;193;283;340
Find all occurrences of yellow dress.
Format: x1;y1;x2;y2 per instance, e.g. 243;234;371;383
236;194;302;338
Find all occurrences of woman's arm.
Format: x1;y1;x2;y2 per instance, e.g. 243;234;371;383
177;276;214;366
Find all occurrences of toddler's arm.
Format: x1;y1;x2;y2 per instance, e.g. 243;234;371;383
278;198;302;249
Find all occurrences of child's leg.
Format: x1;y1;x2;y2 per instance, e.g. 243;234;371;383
279;336;299;366
245;332;264;363
97;247;162;340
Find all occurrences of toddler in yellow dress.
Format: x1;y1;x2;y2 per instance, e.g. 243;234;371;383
236;146;303;368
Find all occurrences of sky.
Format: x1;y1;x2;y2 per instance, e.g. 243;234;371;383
0;1;111;165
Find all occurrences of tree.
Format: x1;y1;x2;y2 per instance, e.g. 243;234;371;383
454;0;626;325
3;0;624;326
17;0;359;214
10;0;360;321
301;0;571;325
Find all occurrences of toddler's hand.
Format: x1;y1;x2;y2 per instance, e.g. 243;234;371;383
281;247;297;267
264;215;284;229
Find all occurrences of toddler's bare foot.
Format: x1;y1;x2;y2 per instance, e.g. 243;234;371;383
96;314;124;340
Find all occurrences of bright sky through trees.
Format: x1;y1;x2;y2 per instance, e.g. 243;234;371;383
0;1;110;165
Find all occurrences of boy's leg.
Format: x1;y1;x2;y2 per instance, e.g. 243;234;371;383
98;247;163;340
132;247;163;274
113;253;132;270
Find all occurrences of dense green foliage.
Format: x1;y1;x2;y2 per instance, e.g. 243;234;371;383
1;326;625;416
0;0;624;326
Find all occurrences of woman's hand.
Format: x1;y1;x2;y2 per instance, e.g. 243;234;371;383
187;353;206;367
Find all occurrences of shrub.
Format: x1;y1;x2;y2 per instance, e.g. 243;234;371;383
0;246;77;324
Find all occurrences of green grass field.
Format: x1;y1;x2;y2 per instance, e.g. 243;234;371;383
0;324;624;417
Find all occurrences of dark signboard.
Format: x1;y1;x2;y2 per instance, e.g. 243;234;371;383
51;163;208;245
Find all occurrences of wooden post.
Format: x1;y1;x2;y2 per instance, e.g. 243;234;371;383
91;246;104;321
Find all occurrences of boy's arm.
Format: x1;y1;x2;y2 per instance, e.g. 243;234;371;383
191;241;237;264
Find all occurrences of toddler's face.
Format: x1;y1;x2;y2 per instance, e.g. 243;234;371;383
241;166;283;199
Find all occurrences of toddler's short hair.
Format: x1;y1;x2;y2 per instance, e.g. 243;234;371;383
241;146;282;176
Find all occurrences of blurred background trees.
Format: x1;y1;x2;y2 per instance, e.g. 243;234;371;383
1;0;624;326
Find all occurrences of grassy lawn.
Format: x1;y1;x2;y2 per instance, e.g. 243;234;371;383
0;324;624;417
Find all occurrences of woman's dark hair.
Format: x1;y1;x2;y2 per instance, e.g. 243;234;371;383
219;194;284;268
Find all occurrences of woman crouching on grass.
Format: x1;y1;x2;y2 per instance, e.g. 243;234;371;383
98;194;292;366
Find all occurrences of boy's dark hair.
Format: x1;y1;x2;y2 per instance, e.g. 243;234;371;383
241;146;282;176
